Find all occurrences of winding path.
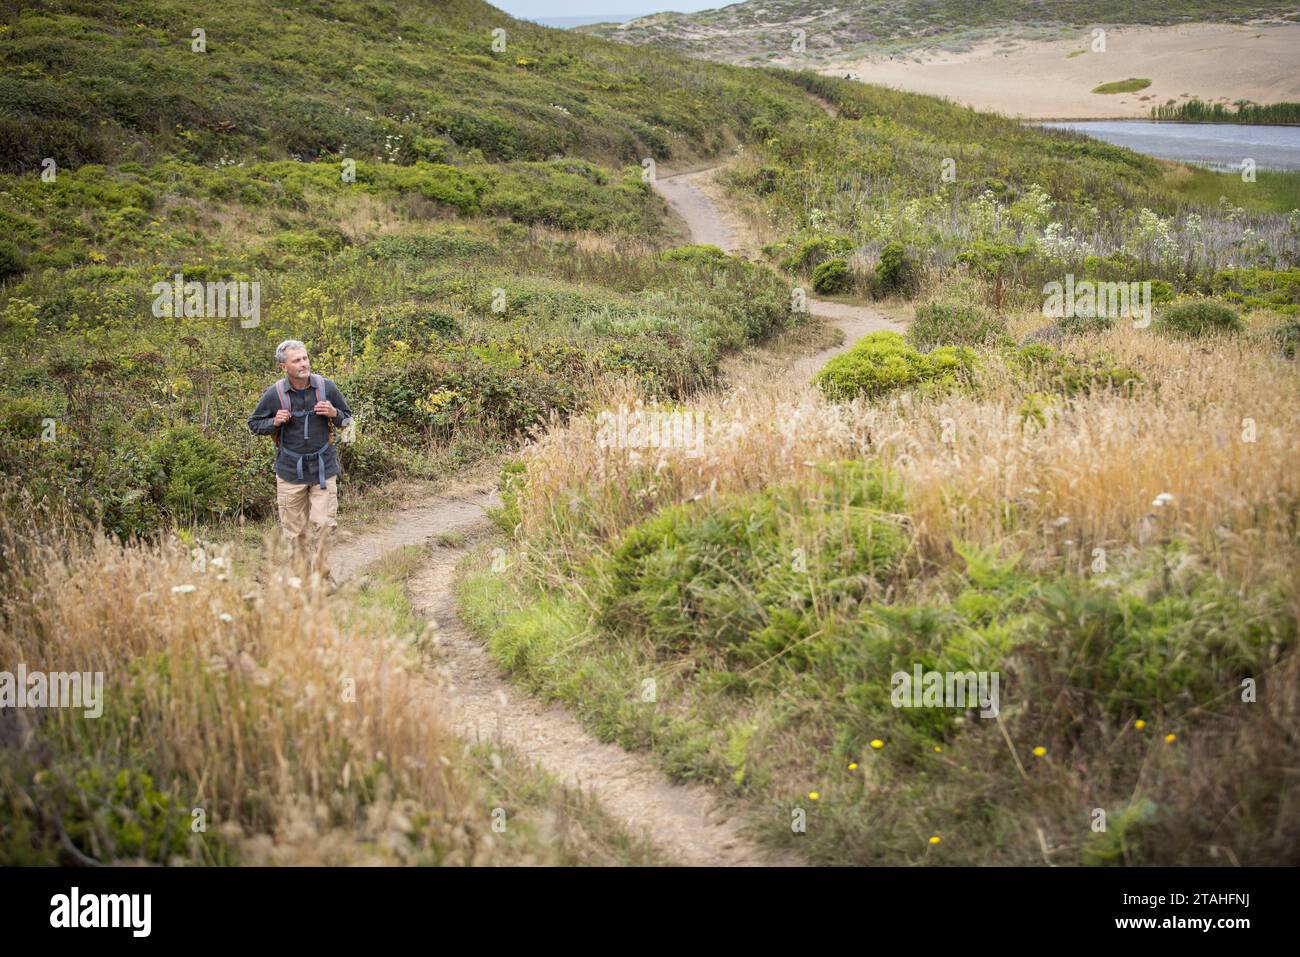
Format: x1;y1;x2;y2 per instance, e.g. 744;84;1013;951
327;163;898;866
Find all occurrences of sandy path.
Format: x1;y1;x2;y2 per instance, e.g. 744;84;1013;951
652;165;902;370
330;472;499;584
822;22;1300;120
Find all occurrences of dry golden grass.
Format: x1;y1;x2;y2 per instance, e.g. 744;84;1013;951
0;496;664;866
516;319;1300;583
0;505;479;864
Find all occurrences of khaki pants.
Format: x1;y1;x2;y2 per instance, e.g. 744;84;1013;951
276;475;338;579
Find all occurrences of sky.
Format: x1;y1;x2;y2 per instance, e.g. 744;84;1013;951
492;1;722;18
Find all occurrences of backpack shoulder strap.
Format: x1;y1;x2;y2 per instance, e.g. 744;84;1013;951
271;379;291;447
309;373;336;442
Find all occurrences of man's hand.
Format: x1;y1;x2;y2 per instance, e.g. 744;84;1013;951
314;400;338;418
273;409;292;425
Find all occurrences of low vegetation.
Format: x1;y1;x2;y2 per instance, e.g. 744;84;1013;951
467;313;1300;865
1154;300;1242;338
722;72;1299;327
908;301;1012;350
1092;78;1152;95
814;331;976;400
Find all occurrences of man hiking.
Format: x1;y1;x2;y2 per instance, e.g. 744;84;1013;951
247;339;354;593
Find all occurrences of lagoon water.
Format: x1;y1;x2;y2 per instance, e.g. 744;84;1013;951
1037;121;1300;171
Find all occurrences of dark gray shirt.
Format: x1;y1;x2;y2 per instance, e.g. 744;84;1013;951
247;376;354;486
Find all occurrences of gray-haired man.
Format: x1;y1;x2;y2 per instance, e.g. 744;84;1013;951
247;340;354;590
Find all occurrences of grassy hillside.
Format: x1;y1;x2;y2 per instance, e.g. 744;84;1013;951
0;0;816;171
580;0;1300;63
0;0;812;863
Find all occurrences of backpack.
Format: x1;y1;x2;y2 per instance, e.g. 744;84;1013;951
272;373;335;449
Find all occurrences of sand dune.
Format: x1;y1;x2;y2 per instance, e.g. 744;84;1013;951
819;22;1300;120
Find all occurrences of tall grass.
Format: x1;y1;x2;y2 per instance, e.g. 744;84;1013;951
1152;100;1300;125
514;323;1300;582
0;487;659;865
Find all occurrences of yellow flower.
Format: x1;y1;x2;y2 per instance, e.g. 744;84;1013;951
1032;746;1047;757
933;745;942;752
808;791;820;801
1165;733;1177;744
1135;719;1146;729
929;835;941;845
870;739;884;750
847;763;858;770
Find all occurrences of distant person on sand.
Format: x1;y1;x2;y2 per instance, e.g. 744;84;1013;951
247;339;354;592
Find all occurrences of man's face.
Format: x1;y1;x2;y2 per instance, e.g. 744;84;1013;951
280;347;310;381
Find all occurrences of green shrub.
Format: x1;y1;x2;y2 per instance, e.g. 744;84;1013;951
778;234;855;275
811;257;853;294
1026;567;1294;718
874;240;919;298
1092;78;1151;95
737;163;782;194
367;303;461;349
1210;267;1300;314
1012;344;1142;396
814;331;976;401
660;244;728;264
1273;318;1300;358
0;241;25;282
144;426;238;524
1058;311;1115;335
366;230;495;261
0;396;48;438
1150;279;1175;304
0;753;197;865
908;301;1012;350
63;767;193;864
1155;300;1242;338
599;461;909;666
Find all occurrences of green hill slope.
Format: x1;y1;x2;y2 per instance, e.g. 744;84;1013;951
0;0;817;172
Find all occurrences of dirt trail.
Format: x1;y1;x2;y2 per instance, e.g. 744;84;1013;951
330;473;499;584
653;165;902;378
406;538;801;866
328;162;895;866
